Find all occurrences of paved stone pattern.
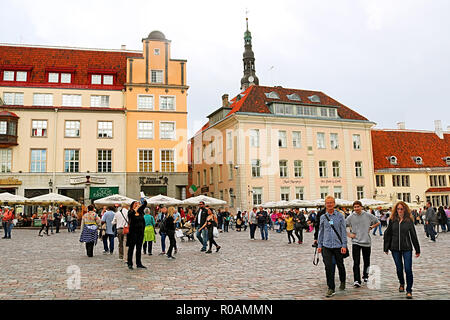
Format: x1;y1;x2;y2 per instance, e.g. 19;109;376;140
0;225;448;300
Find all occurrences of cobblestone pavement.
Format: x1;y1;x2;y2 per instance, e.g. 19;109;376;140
0;225;448;300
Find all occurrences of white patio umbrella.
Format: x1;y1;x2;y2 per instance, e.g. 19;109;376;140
182;195;226;207
311;199;325;207
27;193;80;206
274;200;291;208
0;192;29;205
93;194;136;206
145;194;183;206
335;199;355;207
261;201;279;209
287;199;316;208
359;198;389;207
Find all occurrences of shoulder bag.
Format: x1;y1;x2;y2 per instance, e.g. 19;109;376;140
120;210;129;235
324;214;350;258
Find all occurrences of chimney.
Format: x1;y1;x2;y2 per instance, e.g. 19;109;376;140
397;122;405;130
222;94;229;107
121;44;127;50
435;120;444;139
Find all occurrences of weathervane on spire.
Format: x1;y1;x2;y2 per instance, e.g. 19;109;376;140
246;8;249;30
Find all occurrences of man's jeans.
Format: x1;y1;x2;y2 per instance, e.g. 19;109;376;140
103;233;114;253
249;223;257;239
196;228;208;250
48;221;54;233
258;224;268;240
352;244;371;283
426;223;436;241
391;250;413;293
160;232;167;253
322;247;346;291
372;224;382;235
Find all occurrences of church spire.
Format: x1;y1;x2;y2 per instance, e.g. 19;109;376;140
240;13;259;91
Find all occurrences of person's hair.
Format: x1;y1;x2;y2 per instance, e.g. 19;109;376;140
427;201;432;206
353;200;362;207
107;206;115;211
438;206;445;215
390;201;414;222
130;201;137;211
87;205;95;212
144;208;150;214
325;195;335;203
168;206;176;217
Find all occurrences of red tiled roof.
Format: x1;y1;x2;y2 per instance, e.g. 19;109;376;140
426;187;450;193
225;85;369;121
0;110;19;118
0;45;142;89
371;130;450;170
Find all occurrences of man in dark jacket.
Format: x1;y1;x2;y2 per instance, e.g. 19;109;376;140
195;201;209;251
425;201;437;242
257;206;269;240
294;208;306;244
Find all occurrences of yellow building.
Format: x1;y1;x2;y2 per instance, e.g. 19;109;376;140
124;31;189;199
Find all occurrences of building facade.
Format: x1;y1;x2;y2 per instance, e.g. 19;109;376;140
188;23;376;213
124;31;189;199
372;122;450;208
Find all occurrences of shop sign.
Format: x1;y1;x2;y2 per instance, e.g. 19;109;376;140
139;177;163;185
70;176;106;185
201;186;209;193
90;187;119;200
320;179;342;184
282;179;303;184
0;177;22;185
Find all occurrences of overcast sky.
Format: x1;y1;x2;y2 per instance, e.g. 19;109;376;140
1;0;449;137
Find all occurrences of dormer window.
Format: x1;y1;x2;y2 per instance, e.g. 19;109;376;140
308;95;321;103
48;72;72;84
287;93;301;101
389;156;398;165
265;91;280;99
2;70;28;82
413;156;423;165
445;157;450;166
91;74;113;85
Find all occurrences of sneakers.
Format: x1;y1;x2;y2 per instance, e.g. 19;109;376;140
136;265;147;269
399;285;405;292
363;277;369;283
167;255;176;259
216;246;221;252
353;281;361;288
205;250;212;254
325;289;335;298
406;292;413;299
339;282;346;290
103;251;109;254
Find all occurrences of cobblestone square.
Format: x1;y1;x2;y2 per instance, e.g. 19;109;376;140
0;225;448;300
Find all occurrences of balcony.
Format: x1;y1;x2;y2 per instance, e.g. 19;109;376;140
0;111;19;147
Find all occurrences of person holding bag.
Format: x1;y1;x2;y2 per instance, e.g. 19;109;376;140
317;196;348;298
112;204;129;262
127;198;148;269
199;208;221;254
79;205;101;257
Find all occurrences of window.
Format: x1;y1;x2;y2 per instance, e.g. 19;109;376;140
138;149;153;172
137;95;154;110
430;175;447;187
161;150;175;172
0;122;6;135
103;75;113;85
91;75;102;84
65;121;80;137
265;91;280;99
159;96;175;110
151;70;163;83
64;150;80;173
287;93;301;101
227;131;232;150
97;150;112;173
252;159;261;177
209;167;214;184
138;121;153;139
220;190;224;200
98;121;113;138
31;120;47;137
61;73;71;83
48;73;59;83
197;172;200;186
357;186;364;200
330;133;339;150
62;94;82;107
389;156;398;165
278;130;287;148
317;132;325;149
397;193;411;203
295;187;304;200
91;74;113;85
319;161;327;178
228;163;233;179
334;186;342;199
292;131;301;148
218;164;223;182
0;149;12;172
353;134;361;150
355;161;363;177
294;160;303;177
203;169;207;185
321;108;328;117
393;175;410;187
91;95;110;107
332;161;340;178
160;122;175;140
308;95;321;103
16;71;27;82
3;92;24;105
3;71;14;81
30;149;47;172
253;187;263;205
280;187;290;201
250;129;260;147
376;175;385;187
329;108;337;118
33;93;53;106
279;160;288;178
154;48;160;55
320;187;329;199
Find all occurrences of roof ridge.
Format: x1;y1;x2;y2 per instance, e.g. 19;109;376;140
0;42;142;54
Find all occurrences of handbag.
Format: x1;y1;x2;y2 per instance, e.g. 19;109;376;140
120;210;129;235
324;214;350;258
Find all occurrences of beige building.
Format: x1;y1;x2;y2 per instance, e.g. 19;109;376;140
372;122;450;208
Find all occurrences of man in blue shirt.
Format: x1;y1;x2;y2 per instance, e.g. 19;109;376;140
318;196;347;297
101;206;116;254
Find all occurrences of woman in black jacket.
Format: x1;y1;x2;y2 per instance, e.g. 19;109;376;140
437;206;447;232
165;207;177;259
127;199;148;269
383;201;420;299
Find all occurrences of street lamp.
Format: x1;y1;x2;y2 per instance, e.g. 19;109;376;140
48;179;53;192
415;195;420;204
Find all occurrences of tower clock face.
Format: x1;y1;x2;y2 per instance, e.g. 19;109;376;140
248;76;254;83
